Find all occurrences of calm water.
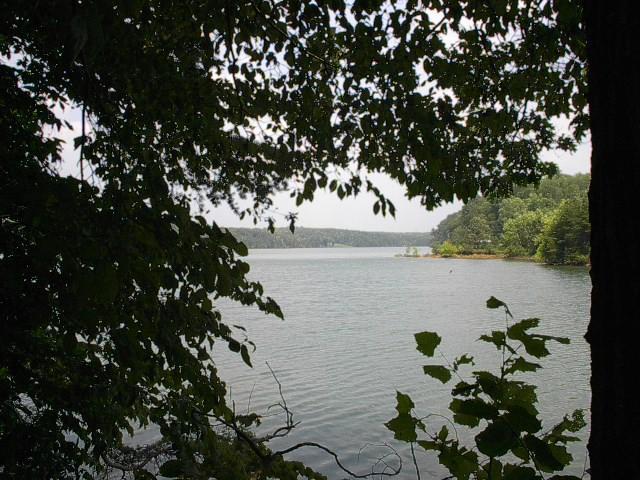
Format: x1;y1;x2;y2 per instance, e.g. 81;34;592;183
207;247;591;479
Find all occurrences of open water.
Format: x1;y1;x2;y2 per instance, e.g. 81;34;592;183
208;247;591;479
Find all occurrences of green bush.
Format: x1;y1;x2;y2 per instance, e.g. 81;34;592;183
436;241;462;257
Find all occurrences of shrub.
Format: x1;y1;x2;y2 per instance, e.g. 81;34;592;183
436;241;462;257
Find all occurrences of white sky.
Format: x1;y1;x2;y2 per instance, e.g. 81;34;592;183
55;107;591;234
206;140;591;233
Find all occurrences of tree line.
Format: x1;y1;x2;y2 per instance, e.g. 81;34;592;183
227;227;432;249
430;174;590;265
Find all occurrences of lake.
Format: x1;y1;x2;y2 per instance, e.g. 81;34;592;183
208;247;591;479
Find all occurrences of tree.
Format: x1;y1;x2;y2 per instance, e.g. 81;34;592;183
497;197;528;231
583;2;640;478
454;215;495;252
502;210;547;257
430;174;589;260
3;0;629;478
536;196;589;264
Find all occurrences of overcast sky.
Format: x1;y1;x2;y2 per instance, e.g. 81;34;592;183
205;140;591;233
56;106;590;233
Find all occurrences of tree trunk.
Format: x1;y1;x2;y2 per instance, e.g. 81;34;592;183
584;1;640;477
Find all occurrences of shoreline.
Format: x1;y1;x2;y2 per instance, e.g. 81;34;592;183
416;253;589;266
422;253;524;260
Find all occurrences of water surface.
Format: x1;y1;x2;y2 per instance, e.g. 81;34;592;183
212;247;590;479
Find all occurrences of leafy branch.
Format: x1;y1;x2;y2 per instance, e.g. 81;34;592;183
385;297;587;480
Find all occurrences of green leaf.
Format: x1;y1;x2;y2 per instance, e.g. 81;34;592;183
479;330;507;350
507;318;540;337
507;319;552;358
417;440;439;451
503;405;542;433
486;296;506;309
158;459;183;478
452;412;480;428
395;391;415;414
415;331;441;357
385;413;417;442
503;465;537;480
240;344;252;367
475;419;518;457
520;337;549;358
452;380;476;397
423;365;452;383
475;371;503;400
453;354;474;371
228;339;241;353
523;435;566;471
486;296;511;316
437;425;449;441
450;398;498;421
504;357;542;375
234;241;249;256
439;447;479;480
134;471;157;480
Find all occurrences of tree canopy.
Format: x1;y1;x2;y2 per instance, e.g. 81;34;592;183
430;174;590;263
1;1;588;478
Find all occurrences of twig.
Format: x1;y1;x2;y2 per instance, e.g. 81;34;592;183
272;442;401;479
410;442;421;480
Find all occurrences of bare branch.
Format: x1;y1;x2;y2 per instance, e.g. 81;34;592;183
272;442;402;479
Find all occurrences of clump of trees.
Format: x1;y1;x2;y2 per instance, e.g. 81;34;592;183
430;175;590;265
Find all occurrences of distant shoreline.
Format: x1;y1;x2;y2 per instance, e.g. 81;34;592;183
420;253;528;261
249;245;432;250
228;226;432;249
413;253;589;266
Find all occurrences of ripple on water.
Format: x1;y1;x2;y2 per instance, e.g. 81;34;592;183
151;248;591;479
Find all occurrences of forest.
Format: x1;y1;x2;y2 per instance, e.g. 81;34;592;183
228;227;431;249
430;174;590;265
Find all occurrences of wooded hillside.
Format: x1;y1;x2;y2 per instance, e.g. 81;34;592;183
227;227;432;249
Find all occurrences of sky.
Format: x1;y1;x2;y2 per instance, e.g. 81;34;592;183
204;140;591;233
55;106;591;234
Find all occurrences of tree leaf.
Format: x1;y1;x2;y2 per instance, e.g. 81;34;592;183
486;296;511;316
503;465;537;480
439;447;479;480
503;405;542;433
423;365;452;383
486;296;506;309
523;434;566;471
158;459;182;478
385;413;417;442
475;419;519;457
240;344;253;368
450;398;499;421
394;391;415;414
415;331;441;357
